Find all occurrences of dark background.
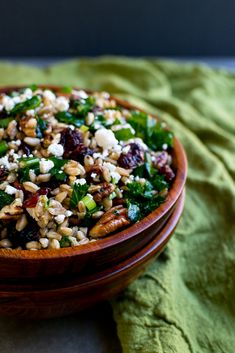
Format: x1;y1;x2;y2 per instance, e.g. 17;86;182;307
0;0;234;57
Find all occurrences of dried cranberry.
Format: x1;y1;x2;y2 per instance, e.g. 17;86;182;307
158;165;175;182
60;128;82;158
0;167;7;182
70;144;93;163
12;181;24;190
9;220;39;248
60;127;93;162
118;143;144;169
23;188;49;208
153;151;168;169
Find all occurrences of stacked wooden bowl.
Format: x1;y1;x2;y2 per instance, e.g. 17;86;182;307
0;90;187;318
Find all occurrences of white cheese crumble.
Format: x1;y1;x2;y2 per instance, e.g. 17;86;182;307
48;143;64;157
5;185;17;195
0;156;18;171
43;90;56;101
55;214;65;224
162;143;168;150
2;96;15;112
54;96;69;112
72;90;88;99
39;159;55;174
95;128;118;150
65;210;73;217
75;178;86;185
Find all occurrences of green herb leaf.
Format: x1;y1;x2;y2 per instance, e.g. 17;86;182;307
0;141;8;155
36;118;48;138
60;236;72;248
125;180;165;218
128;111;174;151
114;127;134;141
11;96;41;115
0;190;14;209
49;157;68;181
76;96;96;117
56;111;84;127
29;84;38;92
70;183;89;208
0;117;14;128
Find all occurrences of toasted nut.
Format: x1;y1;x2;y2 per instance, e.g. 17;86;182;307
90;205;130;238
93;182;115;202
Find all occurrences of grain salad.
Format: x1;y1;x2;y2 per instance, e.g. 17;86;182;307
0;86;175;250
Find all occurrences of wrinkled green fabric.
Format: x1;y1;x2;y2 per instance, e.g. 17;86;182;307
0;58;234;353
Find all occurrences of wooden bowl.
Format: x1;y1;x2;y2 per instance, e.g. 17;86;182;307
0;190;185;318
0;86;187;281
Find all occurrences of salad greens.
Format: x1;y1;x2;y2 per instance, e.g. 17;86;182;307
128;111;174;151
11;96;41;115
0;190;14;209
70;183;89;208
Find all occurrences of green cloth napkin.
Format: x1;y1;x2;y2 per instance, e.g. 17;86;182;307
0;58;234;353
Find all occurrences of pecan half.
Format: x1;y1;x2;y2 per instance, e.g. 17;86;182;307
92;182;115;202
0;198;23;220
89;205;130;238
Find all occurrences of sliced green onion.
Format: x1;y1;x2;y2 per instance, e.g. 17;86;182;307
11;96;41;115
80;125;89;132
81;194;97;211
18;157;40;169
0;117;14;128
114;127;134;141
0;141;8;155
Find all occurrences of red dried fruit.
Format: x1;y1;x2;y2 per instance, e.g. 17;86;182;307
23;188;49;208
153;151;168;169
60;127;93;162
60;128;82;158
118;143;144;169
158;165;175;182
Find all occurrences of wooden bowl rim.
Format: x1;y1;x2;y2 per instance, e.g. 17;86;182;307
0;85;187;260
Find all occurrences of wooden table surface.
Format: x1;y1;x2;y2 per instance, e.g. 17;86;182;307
0;58;233;353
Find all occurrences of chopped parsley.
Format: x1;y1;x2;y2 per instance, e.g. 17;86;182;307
70;183;89;208
0;190;14;209
128;111;173;151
